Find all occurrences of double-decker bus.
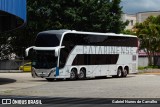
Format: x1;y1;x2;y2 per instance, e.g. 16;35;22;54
25;30;138;81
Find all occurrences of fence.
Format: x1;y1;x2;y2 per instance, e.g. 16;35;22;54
0;60;29;70
138;56;160;67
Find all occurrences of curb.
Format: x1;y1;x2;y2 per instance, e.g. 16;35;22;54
0;70;23;73
139;69;160;73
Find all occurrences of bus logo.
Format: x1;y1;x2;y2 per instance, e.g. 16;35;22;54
2;99;11;104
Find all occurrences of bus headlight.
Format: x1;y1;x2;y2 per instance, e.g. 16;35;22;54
50;68;56;76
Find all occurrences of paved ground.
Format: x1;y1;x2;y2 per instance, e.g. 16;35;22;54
0;73;160;98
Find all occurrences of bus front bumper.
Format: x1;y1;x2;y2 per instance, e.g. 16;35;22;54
31;67;56;78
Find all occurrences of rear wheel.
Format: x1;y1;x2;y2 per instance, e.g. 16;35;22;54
70;69;77;80
122;68;128;77
117;68;122;78
78;68;86;79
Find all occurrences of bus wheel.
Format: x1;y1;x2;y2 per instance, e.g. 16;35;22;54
122;68;128;77
70;69;77;80
117;68;122;78
78;68;86;79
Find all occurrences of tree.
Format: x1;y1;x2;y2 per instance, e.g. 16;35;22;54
26;0;126;33
0;0;127;59
122;29;136;35
0;33;13;60
108;0;127;33
134;16;160;65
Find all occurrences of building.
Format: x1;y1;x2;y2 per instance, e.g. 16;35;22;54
0;0;26;70
0;0;26;32
122;11;160;67
122;14;136;30
137;11;160;23
122;11;160;30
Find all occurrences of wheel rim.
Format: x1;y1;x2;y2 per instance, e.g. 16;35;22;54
70;70;76;79
79;69;85;79
124;69;127;76
118;69;122;77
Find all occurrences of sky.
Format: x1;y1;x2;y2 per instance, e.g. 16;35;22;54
120;0;160;14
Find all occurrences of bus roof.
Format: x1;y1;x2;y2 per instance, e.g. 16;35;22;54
39;30;137;38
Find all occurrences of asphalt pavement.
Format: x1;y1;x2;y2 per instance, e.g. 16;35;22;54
0;73;160;106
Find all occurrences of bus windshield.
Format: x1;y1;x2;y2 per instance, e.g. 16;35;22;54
32;50;57;69
35;33;61;47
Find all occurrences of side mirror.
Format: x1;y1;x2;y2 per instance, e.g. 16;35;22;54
25;46;35;56
55;48;59;57
55;46;65;57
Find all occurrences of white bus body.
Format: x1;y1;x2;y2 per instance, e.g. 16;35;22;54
26;30;138;81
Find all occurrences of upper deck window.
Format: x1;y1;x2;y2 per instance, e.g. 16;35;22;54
35;33;61;47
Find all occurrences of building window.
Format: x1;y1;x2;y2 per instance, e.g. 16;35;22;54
130;20;134;26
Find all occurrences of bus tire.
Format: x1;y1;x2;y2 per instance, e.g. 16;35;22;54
78;68;86;79
122;68;128;77
117;68;122;78
70;68;77;80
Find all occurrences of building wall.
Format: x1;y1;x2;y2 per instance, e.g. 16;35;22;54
0;0;26;21
122;14;136;30
0;60;29;70
122;11;160;30
136;11;160;23
0;0;26;32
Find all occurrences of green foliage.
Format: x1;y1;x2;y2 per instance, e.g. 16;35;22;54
134;15;160;65
0;33;12;60
0;0;126;59
122;29;136;35
138;66;159;70
27;0;125;33
138;66;145;70
146;65;159;69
